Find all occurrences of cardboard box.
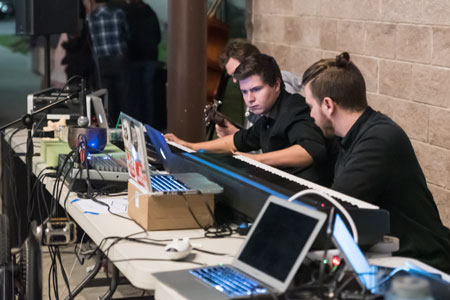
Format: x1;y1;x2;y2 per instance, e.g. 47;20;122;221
127;180;215;231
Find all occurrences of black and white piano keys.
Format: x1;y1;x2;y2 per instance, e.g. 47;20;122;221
165;140;390;248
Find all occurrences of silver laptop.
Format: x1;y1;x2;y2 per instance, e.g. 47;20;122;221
332;213;380;292
144;124;187;173
154;195;326;299
121;112;222;195
332;213;450;298
87;89;108;128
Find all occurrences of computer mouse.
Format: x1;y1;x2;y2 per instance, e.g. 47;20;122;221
165;237;192;260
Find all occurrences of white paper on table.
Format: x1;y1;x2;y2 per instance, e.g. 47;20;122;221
70;196;128;215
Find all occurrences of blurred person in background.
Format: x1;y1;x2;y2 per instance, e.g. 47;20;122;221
123;0;161;126
87;0;130;125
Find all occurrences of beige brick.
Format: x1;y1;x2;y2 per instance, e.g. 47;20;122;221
269;0;293;15
392;100;429;142
321;51;340;59
292;17;320;48
379;60;412;99
271;44;290;71
320;19;337;50
253;0;294;15
412;141;450;188
348;0;381;20
284;16;301;46
423;0;450;26
319;0;352;19
396;25;432;64
337;20;365;54
428;184;450;228
364;22;396;59
320;0;379;20
253;41;273;56
351;55;378;93
380;0;424;23
292;0;319;16
285;17;321;48
429;108;450;149
288;47;323;78
367;93;395;118
432;27;450;68
411;64;450;108
252;14;268;42
245;1;253;40
253;14;285;44
268;16;286;44
253;0;272;14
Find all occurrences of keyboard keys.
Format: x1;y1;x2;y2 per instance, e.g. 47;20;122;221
190;266;267;297
150;174;189;192
88;156;128;172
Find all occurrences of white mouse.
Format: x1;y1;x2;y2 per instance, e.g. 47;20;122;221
165;237;192;260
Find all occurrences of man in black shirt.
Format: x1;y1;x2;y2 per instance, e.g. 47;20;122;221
165;54;330;184
302;52;450;273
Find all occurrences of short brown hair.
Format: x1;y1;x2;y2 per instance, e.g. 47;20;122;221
219;39;261;68
302;52;367;112
233;53;285;91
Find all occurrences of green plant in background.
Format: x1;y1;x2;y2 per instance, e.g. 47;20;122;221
0;35;30;54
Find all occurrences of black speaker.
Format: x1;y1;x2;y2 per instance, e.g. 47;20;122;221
15;0;80;36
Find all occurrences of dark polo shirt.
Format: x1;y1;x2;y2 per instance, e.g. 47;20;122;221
332;107;450;273
233;90;331;185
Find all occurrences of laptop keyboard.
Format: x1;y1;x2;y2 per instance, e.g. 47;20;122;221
151;174;189;192
190;266;268;297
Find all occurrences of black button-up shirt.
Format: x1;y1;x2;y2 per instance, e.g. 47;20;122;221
333;107;450;273
233;90;331;184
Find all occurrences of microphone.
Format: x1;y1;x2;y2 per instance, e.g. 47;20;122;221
77;78;89;127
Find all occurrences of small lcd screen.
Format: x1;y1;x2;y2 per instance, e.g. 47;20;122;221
238;202;319;281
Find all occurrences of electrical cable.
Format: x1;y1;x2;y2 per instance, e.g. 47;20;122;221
32;170;56;225
180;192;234;239
50;150;75;218
109;257;206;266
73;232;87;266
191;247;230;256
288;189;359;243
4;127;23;244
55;247;74;300
27;166;55;223
86;195;148;233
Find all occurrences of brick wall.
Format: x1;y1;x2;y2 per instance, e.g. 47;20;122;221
249;0;450;226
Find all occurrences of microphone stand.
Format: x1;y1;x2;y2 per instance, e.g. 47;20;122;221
0;92;76;243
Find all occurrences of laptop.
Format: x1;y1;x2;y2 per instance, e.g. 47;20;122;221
154;195;326;299
87;89;109;128
144;123;189;173
121;112;223;194
332;213;450;298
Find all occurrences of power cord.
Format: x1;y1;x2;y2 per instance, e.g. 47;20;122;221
288;189;358;243
181;192;234;238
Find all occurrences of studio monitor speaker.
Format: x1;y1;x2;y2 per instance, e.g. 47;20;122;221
15;0;80;36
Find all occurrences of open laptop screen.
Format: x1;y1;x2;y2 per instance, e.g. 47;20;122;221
233;196;326;292
87;89;108;127
121;112;152;192
332;213;375;289
144;124;174;172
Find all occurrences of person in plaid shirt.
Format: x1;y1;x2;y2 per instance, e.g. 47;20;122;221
88;0;130;125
